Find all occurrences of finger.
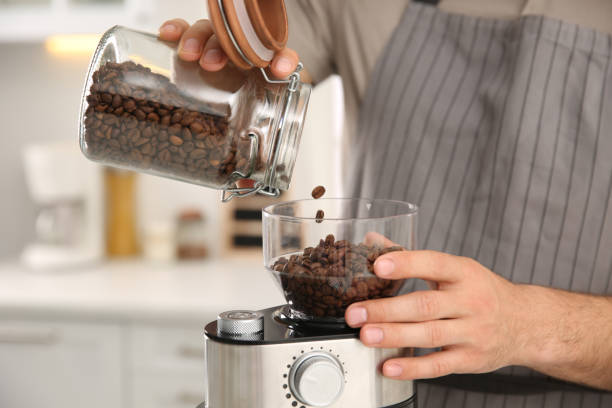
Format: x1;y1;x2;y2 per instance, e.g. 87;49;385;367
199;35;228;72
345;291;460;327
270;47;299;79
159;19;190;42
360;321;463;348
382;350;465;380
374;250;465;282
178;19;214;62
363;231;399;248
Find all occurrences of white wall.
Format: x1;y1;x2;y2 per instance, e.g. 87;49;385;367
289;75;344;199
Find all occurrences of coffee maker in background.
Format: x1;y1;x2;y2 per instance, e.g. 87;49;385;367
21;141;103;270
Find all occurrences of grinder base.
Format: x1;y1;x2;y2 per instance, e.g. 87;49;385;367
203;305;416;408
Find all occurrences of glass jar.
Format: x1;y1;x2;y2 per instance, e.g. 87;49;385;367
176;209;208;260
263;198;418;328
79;24;310;201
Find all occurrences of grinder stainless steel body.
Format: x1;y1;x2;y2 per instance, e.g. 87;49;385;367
204;307;416;407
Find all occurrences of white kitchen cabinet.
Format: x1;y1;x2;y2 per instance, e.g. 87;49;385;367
131;374;204;408
0;319;123;408
129;325;205;374
0;319;208;408
128;325;206;408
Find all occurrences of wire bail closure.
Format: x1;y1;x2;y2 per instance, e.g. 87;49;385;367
216;0;303;202
221;63;303;202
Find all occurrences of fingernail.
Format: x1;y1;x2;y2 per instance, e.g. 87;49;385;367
182;38;202;54
203;48;223;64
375;258;395;277
362;327;383;344
346;307;367;326
274;56;293;74
383;363;403;377
160;23;177;35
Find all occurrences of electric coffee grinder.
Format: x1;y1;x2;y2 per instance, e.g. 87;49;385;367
203;198;418;407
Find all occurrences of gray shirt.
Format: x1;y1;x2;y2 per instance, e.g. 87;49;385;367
286;1;612;406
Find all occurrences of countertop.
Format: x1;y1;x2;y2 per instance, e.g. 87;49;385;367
0;258;285;323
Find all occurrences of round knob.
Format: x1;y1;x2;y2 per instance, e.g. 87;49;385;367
217;310;263;337
289;352;344;407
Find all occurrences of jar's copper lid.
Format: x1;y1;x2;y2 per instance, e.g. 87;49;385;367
207;0;288;70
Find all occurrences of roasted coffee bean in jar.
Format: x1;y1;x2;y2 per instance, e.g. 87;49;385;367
79;26;310;200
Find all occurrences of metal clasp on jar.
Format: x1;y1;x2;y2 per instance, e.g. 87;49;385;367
221;63;303;202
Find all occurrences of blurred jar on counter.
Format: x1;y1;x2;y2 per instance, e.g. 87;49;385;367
142;220;176;262
176;210;208;260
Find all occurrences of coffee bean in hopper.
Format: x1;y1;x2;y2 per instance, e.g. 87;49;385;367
315;209;324;223
271;234;405;318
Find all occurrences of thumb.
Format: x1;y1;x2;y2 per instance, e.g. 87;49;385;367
270;47;299;79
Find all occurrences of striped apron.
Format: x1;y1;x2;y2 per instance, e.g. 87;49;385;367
349;2;612;407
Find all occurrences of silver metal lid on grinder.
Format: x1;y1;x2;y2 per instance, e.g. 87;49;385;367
217;310;264;339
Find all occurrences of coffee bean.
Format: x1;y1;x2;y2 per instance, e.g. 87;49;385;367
140;143;154;155
158;149;171;162
134;109;146;120
171;111;183;124
315;209;324;223
271;234;405;319
101;93;112;103
123;99;136;112
142;127;153;138
111;94;122;108
169;135;183;146
182;141;194;153
83;61;265;189
168;123;181;135
134;137;149;147
190;122;203;134
311;185;326;199
189;148;206;160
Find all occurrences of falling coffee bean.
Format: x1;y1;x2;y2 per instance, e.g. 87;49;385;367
315;209;324;223
311;185;326;199
271;234;405;318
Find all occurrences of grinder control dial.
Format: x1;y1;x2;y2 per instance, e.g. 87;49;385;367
217;310;263;338
289;352;344;407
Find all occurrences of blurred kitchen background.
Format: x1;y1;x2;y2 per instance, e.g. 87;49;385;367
0;0;343;407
